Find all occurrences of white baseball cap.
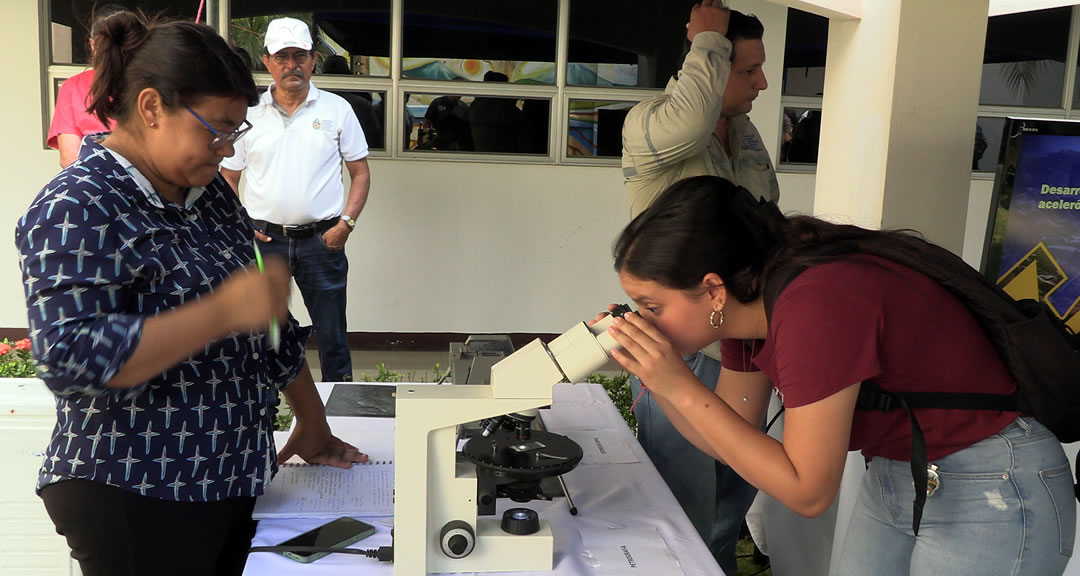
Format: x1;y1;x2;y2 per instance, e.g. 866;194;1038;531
264;18;313;55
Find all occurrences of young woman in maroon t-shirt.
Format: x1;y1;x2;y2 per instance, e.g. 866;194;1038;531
603;175;1074;576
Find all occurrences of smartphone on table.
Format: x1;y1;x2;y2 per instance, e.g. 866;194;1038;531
275;516;377;563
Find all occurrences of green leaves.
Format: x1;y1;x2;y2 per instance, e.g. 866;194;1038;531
0;339;38;379
587;372;636;433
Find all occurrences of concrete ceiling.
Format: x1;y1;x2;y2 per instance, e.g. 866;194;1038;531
766;0;1076;19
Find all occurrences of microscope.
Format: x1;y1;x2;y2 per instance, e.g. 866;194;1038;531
393;306;631;574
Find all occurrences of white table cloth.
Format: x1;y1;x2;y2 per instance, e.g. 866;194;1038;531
244;382;720;576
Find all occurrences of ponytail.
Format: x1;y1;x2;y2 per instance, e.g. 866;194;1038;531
86;13;258;128
87;11;150;126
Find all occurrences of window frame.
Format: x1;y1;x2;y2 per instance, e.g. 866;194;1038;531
38;0;670;164
45;3;1080;168
39;0;222;149
220;0;660;166
777;5;1080;174
777;95;823;173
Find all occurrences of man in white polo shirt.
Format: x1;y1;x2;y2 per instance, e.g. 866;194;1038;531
221;17;371;382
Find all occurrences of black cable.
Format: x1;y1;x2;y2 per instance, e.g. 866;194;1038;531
248;545;394;562
764;406;785;434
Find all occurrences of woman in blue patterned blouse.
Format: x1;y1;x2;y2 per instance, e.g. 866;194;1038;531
15;12;366;576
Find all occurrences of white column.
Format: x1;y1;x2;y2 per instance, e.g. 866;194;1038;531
729;0;791;161
814;0;989;254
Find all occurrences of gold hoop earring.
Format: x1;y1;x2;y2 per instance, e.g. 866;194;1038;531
709;309;724;329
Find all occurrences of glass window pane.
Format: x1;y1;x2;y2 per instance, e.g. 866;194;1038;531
48;1;192;64
782;9;828;97
404;94;550;154
780;107;822;164
567;2;689;88
229;2;391;76
323;90;386;151
567;101;634;158
974;117;1006;173
402;1;556;84
981;7;1069;108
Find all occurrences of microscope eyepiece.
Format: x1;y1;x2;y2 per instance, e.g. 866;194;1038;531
610;304;633;318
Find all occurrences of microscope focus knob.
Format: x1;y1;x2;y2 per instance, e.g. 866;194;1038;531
440;520;476;559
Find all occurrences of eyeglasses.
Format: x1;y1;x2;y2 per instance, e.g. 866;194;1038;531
271;51;311;65
184;105;252;150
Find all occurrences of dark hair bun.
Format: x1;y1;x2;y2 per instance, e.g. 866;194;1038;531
88;12;150;125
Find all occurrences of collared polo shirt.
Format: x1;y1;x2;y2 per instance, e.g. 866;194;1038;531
221;82;369;226
16;136;311;502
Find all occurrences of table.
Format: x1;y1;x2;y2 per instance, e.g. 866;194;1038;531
244;382;719;575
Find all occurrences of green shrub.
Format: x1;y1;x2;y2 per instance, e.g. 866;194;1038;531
587;372;636;433
358;362;445;383
0;339;38;378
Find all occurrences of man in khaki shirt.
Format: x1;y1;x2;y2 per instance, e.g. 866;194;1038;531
620;3;777;574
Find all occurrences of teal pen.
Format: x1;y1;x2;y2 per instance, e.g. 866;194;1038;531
251;242;281;352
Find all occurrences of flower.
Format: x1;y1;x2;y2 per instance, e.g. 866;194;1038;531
0;338;38;378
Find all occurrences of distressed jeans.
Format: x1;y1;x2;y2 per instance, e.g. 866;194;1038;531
838;417;1075;576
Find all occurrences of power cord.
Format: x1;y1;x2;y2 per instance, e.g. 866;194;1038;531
248;545;394;562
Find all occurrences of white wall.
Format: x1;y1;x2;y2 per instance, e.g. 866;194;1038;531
2;1;999;336
963;178;997;268
3;2;69;329
337;160;630;332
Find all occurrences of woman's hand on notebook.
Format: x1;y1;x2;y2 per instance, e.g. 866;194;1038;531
277;421;369;469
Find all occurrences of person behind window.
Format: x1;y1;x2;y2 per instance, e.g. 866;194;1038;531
17;13;366;576
787;109;821;164
321;54;384;148
220;18;372;384
780;111;795;162
47;3;127;168
421;94;473;151
619;3;778;573
973;123;989;171
468;71;528;153
605;175;1075;576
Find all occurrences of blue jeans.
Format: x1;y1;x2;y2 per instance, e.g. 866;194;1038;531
838;417;1075;576
631;351;759;575
258;229;353;382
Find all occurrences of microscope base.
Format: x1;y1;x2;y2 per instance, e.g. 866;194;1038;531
426;519;554;573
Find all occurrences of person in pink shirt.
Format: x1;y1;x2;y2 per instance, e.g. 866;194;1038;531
47;4;127;167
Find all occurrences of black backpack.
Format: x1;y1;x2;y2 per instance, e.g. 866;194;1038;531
761;236;1080;535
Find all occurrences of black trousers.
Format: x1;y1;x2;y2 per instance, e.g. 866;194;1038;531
40;479;257;576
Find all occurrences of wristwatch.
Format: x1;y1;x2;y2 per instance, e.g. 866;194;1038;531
341;214;356;230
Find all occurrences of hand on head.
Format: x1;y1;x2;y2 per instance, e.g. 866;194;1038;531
688;0;730;42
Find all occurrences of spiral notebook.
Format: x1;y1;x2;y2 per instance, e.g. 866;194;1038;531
253;460;395;519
